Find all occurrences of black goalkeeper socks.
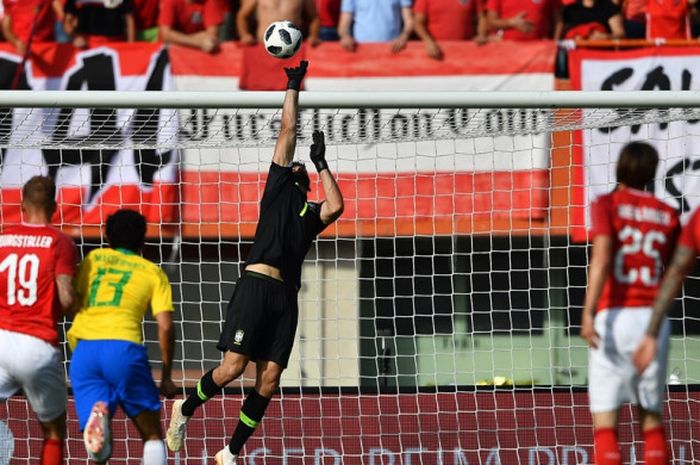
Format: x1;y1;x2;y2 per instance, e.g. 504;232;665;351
229;390;271;454
181;369;221;417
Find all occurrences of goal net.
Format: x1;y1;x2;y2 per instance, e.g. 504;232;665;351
0;91;699;464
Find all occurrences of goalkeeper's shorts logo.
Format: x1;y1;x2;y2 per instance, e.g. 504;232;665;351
234;330;245;345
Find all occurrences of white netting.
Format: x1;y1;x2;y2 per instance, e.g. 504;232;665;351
0;95;698;464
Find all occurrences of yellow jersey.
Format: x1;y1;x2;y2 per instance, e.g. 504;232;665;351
68;247;173;349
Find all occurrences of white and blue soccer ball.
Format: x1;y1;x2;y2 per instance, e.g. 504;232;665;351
263;21;303;59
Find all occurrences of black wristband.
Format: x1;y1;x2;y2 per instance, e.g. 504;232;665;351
312;159;329;172
287;78;302;91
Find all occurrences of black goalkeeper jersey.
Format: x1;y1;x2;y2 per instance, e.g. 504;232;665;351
245;163;327;291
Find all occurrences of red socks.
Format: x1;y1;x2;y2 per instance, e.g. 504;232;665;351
41;439;62;465
643;426;669;465
594;426;669;465
594;428;621;465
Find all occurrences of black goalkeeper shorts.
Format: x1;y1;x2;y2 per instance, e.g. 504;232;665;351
217;271;299;368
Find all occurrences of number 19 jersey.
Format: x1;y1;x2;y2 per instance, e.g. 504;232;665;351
590;187;681;312
0;224;77;345
68;247;173;349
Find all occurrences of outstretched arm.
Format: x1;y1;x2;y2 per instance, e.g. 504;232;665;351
634;245;696;372
309;131;344;224
272;61;308;167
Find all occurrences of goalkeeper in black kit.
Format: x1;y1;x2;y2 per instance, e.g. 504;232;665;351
165;60;344;465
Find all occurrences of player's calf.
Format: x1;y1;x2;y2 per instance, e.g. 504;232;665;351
83;401;111;463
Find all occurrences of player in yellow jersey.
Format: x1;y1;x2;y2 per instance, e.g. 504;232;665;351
68;209;177;465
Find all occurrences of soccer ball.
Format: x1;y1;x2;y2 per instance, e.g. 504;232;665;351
263;21;303;59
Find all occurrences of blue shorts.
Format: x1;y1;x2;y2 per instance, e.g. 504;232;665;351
70;340;161;430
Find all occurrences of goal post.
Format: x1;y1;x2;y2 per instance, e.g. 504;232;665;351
0;90;698;464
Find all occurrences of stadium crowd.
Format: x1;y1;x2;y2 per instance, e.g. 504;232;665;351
0;0;699;60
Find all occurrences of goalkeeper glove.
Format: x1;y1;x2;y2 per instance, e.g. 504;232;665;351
309;130;328;172
285;60;308;91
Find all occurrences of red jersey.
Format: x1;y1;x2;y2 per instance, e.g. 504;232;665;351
0;224;76;345
413;0;477;40
678;208;700;253
2;0;56;43
158;0;227;34
316;0;340;28
590;188;681;312
646;0;690;40
485;0;558;40
133;0;159;30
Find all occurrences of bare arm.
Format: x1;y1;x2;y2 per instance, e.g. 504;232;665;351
474;10;490;44
236;0;257;44
553;11;564;40
391;6;413;52
413;12;442;59
160;26;218;51
486;9;534;33
307;130;344;224
63;12;78;36
272;61;307;165
155;311;177;398
55;274;76;317
338;11;355;51
305;0;321;45
607;13;625;39
319;169;344;225
272;90;300;167
580;235;612;348
125;12;136;42
634;244;696;372
52;0;65;19
1;16;23;54
647;245;696;337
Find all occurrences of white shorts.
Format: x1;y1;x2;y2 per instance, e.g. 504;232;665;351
0;329;67;422
588;307;670;414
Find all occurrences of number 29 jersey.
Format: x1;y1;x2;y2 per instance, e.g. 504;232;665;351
0;224;77;345
590;188;681;312
68;247;173;349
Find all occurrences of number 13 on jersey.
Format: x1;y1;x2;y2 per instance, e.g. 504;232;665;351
87;267;133;307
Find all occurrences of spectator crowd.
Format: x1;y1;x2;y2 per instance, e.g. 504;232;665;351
1;0;699;60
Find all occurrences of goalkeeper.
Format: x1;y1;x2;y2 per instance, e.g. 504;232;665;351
166;60;344;465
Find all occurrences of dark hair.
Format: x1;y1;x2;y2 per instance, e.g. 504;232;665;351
616;142;659;190
292;161;310;192
22;176;56;214
106;209;146;252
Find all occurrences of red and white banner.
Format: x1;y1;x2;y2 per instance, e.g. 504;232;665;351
0;41;556;237
2;391;699;464
0;42;178;233
569;47;700;240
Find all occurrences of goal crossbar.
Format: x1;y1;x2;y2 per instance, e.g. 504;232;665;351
1;90;699;109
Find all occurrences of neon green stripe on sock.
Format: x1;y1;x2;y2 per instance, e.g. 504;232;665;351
239;411;259;429
196;380;209;401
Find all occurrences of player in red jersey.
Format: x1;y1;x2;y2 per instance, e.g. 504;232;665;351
634;207;700;372
581;142;679;465
0;176;77;465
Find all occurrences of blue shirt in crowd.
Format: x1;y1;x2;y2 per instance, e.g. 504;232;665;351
341;0;413;42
